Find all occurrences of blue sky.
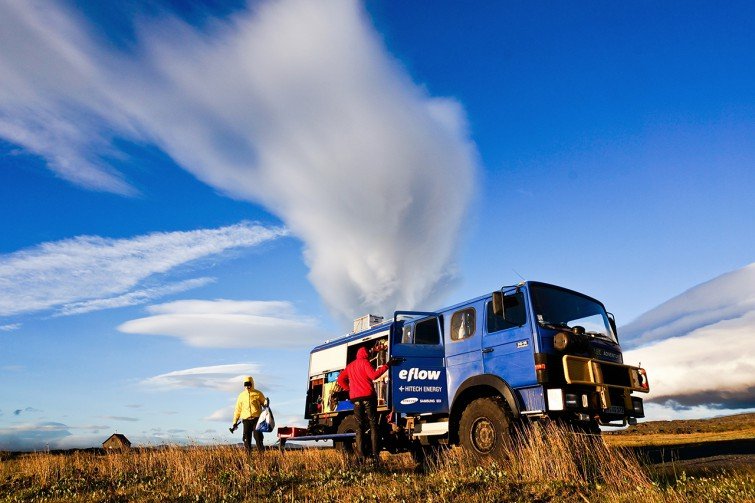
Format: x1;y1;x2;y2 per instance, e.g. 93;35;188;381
1;0;753;450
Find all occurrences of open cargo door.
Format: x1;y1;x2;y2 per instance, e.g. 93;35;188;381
390;312;448;414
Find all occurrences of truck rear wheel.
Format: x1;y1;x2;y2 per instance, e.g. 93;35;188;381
334;415;359;455
459;396;512;459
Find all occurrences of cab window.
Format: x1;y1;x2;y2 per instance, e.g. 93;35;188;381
401;324;413;344
450;308;476;341
414;318;441;345
487;292;526;333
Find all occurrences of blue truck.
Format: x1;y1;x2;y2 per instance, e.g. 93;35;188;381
279;281;649;459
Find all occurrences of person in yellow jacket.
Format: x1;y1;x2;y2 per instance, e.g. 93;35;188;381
231;376;266;452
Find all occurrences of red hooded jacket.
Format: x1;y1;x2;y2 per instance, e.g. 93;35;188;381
337;347;389;401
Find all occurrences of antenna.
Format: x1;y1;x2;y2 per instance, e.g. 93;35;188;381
512;269;526;282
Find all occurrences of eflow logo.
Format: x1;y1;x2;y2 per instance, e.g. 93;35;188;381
400;397;419;405
398;368;442;382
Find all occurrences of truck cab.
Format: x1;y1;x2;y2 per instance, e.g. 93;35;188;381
297;281;648;458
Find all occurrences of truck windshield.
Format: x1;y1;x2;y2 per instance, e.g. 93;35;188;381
530;285;618;344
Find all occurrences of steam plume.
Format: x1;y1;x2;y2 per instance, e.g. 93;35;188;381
0;0;479;320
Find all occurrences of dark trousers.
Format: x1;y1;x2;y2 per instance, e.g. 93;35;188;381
353;397;378;460
242;418;264;452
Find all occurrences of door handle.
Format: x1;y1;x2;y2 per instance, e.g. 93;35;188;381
482;347;494;354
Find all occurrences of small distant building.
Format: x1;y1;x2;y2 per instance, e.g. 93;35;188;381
102;433;132;450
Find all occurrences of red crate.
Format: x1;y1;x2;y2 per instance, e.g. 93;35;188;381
277;426;309;439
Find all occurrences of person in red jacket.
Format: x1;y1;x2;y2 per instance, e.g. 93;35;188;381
337;346;390;463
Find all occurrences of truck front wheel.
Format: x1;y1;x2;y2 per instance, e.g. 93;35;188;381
334;415;359;455
459;397;512;459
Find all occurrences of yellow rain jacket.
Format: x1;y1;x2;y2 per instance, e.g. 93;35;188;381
233;376;266;422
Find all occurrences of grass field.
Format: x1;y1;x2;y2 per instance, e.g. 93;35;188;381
605;412;755;447
1;417;753;502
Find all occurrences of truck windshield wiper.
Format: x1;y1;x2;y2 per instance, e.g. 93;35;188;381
538;321;570;331
584;330;611;340
538;322;608;340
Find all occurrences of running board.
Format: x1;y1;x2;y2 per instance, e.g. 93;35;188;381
413;420;449;437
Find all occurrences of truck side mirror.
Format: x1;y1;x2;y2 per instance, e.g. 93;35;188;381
492;291;505;318
607;312;618;342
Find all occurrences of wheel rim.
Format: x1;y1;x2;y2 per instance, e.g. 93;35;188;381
471;416;496;453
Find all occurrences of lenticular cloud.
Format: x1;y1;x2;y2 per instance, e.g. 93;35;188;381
622;263;755;411
0;0;479;321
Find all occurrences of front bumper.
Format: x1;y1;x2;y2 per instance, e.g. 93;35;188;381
547;355;649;425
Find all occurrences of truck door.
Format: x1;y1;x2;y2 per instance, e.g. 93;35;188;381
390;316;448;414
445;303;483;404
482;290;537;389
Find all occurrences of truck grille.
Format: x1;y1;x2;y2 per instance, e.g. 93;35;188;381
562;355;647;392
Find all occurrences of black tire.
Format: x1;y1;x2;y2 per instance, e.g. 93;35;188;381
334;415;359;455
459;396;513;459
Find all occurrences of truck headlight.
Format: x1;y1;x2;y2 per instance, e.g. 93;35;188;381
554;332;570;351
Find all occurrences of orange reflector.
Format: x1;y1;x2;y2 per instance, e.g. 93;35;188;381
535;363;547;371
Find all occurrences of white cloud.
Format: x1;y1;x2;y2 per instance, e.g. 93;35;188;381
206;405;235;422
0;0;478;321
641;402;755;422
622;263;755;411
100;416;140;422
119;299;323;348
0;222;287;317
0;323;21;331
0;2;146;195
0;422;74;451
624;311;755;410
56;277;216;316
621;262;755;348
141;362;263;391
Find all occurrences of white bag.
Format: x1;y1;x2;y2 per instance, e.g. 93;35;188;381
255;405;275;432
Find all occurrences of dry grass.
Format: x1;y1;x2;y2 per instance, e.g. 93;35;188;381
605;412;755;447
605;428;755;447
1;423;752;502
